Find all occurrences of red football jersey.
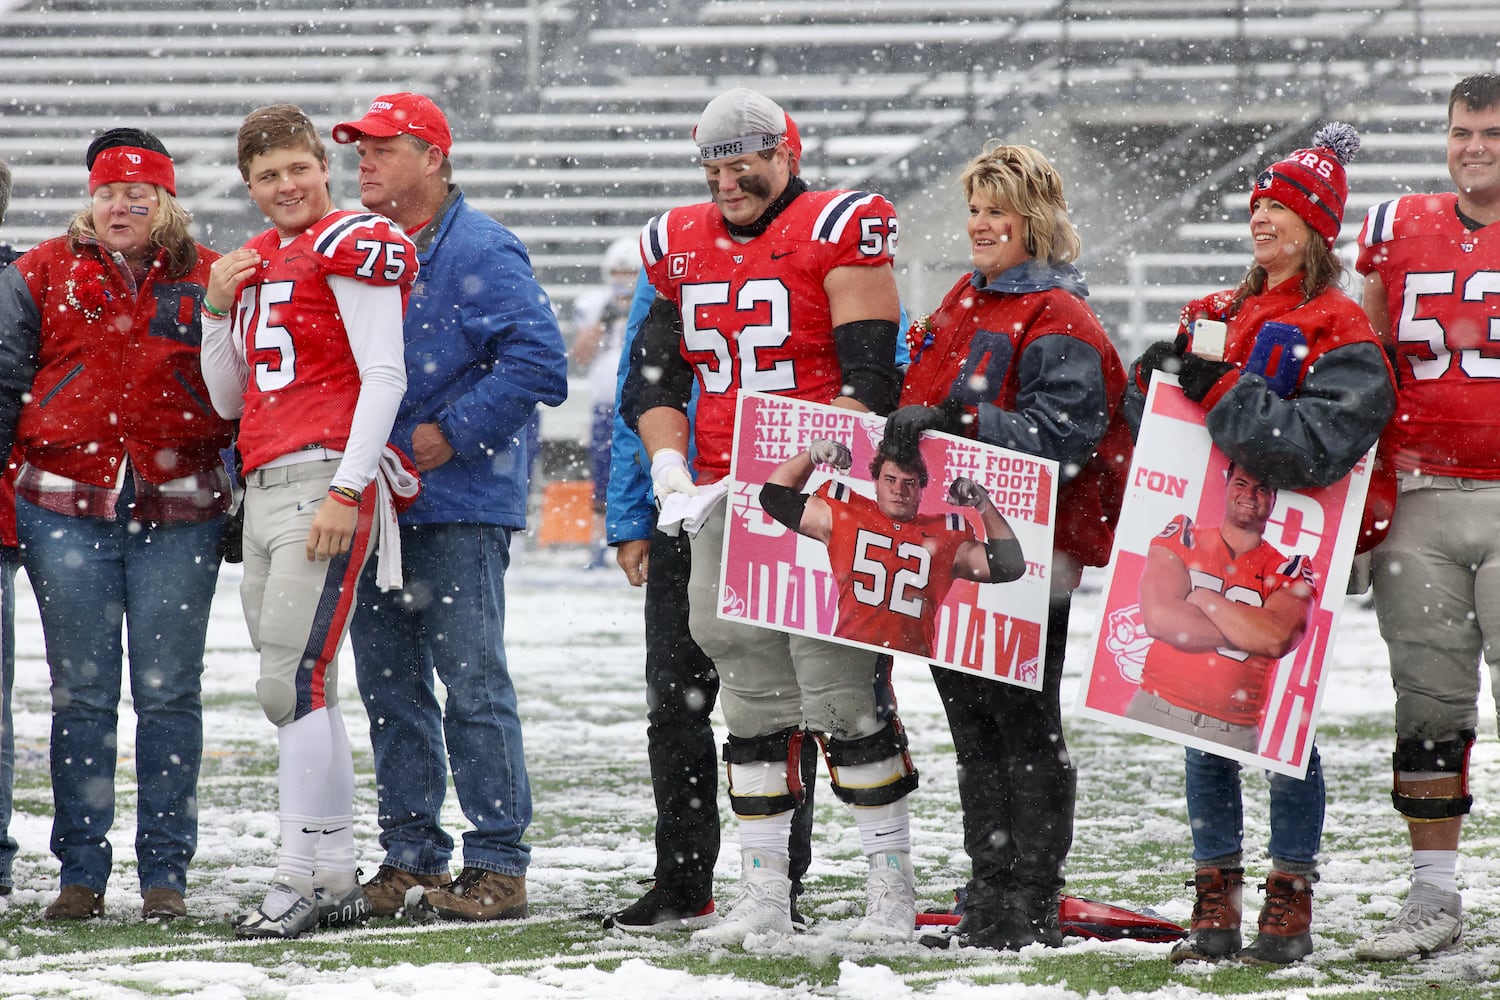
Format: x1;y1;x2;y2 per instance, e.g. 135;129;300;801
642;189;898;483
230;211;416;473
1358;192;1500;476
817;480;973;658
1138;514;1318;728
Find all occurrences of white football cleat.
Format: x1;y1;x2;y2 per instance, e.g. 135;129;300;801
1354;882;1463;960
850;852;916;944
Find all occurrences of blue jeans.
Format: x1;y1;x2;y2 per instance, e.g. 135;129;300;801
352;523;531;876
18;496;223;893
0;547;18;890
1183;744;1325;868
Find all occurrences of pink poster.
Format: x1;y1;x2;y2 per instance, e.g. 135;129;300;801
1076;377;1371;779
720;392;1058;689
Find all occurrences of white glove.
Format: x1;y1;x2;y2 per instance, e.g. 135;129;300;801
650;449;698;500
807;438;853;471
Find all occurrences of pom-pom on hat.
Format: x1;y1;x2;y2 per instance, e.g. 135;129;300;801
333;93;453;156
694;88;792;163
1250;122;1361;248
86;127;175;196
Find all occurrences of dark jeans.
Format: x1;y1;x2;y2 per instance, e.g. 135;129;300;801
643;527;814;899
931;593;1076;910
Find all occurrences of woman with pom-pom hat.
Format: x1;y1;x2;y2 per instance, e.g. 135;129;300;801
1123;123;1398;965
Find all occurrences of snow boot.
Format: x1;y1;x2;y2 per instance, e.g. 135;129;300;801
1239;870;1313;965
1169;867;1244;963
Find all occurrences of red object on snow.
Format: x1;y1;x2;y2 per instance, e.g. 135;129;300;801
915;893;1186;943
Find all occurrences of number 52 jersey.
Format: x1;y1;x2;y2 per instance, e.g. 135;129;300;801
231;211;417;473
640;189;897;484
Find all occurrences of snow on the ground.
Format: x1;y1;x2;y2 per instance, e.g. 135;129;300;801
0;543;1495;998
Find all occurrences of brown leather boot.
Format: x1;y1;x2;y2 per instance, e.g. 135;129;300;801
1169;867;1243;963
1240;870;1314;965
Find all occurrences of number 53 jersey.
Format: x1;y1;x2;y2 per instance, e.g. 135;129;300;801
231;211;417;473
1358;192;1500;477
641;189;897;483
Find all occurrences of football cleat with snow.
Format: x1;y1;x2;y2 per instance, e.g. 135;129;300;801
1354;883;1463;960
693;866;793;944
234;890;319;940
315;884;373;928
850;852;915;943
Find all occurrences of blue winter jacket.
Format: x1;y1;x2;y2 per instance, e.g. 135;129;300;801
395;189;567;527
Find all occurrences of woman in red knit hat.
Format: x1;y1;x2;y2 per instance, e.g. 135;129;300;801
1127;123;1397;965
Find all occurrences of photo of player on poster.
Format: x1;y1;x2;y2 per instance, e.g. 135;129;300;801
1078;378;1371;779
721;392;1057;689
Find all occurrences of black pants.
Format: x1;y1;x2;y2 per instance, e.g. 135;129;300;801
643;528;814;900
930;592;1077;914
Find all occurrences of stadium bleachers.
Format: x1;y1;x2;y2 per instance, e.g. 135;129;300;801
0;0;1494;345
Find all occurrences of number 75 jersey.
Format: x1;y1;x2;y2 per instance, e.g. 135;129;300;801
641;189;897;482
231;211;416;472
1357;192;1500;476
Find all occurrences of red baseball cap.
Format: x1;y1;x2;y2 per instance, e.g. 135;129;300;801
334;93;453;156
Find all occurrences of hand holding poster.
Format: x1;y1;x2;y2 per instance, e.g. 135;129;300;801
721;392;1057;689
1077;377;1371;778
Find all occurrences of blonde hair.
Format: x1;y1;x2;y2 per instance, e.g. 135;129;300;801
237;103;327;179
961;142;1081;265
67;185;199;278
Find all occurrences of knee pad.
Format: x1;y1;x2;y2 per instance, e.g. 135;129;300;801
256;676;296;727
1391;731;1475;821
724;728;800;817
824;719;919;807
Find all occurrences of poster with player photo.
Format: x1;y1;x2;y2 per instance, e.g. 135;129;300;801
1076;376;1372;779
719;391;1057;690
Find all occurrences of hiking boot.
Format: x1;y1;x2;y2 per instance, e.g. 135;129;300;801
361;864;449;918
45;884;105;920
850;852;916;943
1354;881;1463;960
425;867;528;921
316;884;373;928
1169;867;1243;963
693;861;794;945
602;883;717;932
1240;871;1314;965
141;887;186;920
234;888;318;940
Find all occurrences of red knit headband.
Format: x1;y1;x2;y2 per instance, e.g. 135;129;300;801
89;145;176;196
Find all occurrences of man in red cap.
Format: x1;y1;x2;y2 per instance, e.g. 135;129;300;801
331;93;568;923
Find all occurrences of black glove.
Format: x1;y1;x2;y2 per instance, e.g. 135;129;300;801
885;399;966;448
1177;353;1236;402
217;502;244;564
1130;333;1187;394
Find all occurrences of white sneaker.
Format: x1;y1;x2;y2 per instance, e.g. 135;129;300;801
234;888;319;940
850;852;915;943
693;867;793;945
1354;882;1463;960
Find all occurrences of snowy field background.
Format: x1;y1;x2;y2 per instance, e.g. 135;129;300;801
0;537;1497;999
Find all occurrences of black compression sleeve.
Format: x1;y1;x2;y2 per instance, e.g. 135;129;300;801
985;537;1026;583
760;482;809;532
621;296;694;431
832;318;901;415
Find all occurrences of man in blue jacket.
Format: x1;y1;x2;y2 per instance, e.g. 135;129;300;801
334;94;567;920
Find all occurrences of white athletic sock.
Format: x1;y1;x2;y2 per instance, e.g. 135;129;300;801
272;709;334;899
854;799;911;856
313;706;358;894
737;812;794;862
1412;850;1459;894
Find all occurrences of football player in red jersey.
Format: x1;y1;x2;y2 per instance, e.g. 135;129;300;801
1354;73;1500;961
1129;463;1317;742
200;104;415;939
622;88;913;943
761;439;1024;659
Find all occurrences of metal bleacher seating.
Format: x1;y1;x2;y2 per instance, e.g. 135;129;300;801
1;0;1494;352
